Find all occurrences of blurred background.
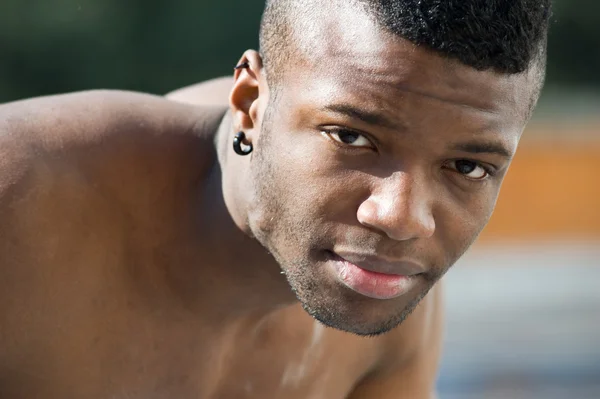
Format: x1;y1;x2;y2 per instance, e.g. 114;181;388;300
1;0;598;397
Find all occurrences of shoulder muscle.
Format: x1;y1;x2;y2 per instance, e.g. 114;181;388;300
0;89;223;291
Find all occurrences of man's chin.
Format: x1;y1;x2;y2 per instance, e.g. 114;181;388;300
279;254;434;336
311;314;401;337
297;294;423;337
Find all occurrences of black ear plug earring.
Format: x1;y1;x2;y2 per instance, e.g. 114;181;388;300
232;62;253;155
233;132;253;156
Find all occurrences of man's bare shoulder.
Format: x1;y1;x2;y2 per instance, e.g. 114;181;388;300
0;90;228;378
1;89;226;149
1;89;225;184
0;89;225;271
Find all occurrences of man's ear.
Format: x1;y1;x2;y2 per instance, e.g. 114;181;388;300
229;50;268;136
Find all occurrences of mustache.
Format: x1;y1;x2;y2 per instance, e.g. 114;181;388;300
332;232;420;256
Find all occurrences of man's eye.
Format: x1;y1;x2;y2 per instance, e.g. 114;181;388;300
447;160;490;180
322;129;373;148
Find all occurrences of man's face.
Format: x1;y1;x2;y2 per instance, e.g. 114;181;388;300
245;7;536;336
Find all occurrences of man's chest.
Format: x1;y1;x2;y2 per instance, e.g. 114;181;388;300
1;303;381;399
207;315;379;398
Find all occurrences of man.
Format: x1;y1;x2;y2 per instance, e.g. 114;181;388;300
0;0;551;397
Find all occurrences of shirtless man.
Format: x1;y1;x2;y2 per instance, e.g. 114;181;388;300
0;0;551;398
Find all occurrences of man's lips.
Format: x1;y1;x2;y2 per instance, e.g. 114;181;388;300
327;250;426;276
325;251;425;300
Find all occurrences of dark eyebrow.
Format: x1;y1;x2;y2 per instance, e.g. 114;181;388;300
451;141;513;159
322;103;513;158
321;104;400;131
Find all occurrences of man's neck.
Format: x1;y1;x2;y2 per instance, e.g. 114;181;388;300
169;112;298;325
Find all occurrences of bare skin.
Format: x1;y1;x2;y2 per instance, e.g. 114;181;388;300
0;88;443;398
0;3;538;398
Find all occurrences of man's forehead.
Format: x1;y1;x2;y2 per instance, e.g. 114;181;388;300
284;53;535;125
283;1;537;122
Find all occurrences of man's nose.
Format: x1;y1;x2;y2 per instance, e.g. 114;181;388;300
356;173;436;241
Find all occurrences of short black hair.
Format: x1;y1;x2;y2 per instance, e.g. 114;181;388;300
259;0;552;84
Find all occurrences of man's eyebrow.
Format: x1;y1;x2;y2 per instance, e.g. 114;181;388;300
451;141;513;159
321;104;513;158
321;104;400;130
